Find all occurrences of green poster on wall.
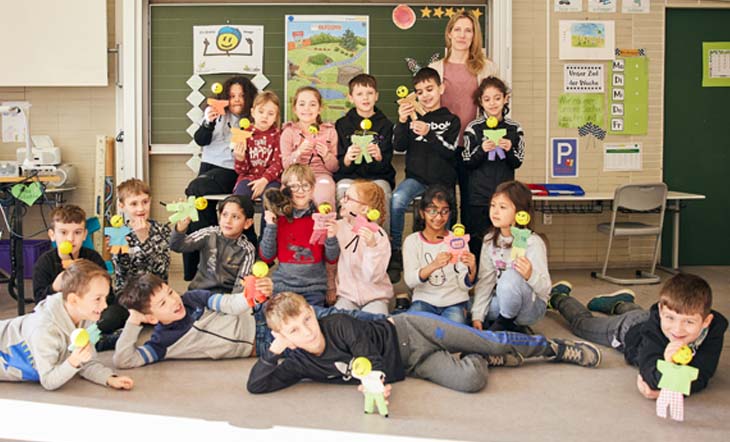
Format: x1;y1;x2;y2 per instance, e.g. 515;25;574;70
702;42;730;87
609;55;648;135
557;94;604;128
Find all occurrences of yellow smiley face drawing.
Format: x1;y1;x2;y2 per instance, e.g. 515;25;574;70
396;85;409;98
515;211;531;226
216;26;241;52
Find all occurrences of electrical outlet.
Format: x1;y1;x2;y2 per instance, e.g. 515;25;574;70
543;213;552;225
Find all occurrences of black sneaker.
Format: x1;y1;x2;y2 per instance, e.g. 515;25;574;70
387;251;403;283
551;338;601;368
486;352;524;367
95;330;122;352
394;294;411;312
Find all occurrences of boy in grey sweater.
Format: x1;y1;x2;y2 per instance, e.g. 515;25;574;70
0;260;133;390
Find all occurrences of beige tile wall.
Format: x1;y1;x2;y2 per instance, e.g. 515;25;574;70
0;0;117;242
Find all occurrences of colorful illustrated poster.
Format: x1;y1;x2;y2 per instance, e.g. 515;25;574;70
555;0;582;13
588;0;617;13
609;54;648;135
559;21;615;61
622;0;650;14
285;15;369;122
702;42;730;87
193;25;264;75
558;94;604;129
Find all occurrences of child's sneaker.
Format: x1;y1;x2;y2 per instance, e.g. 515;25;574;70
387;252;403;283
394;293;411;312
587;289;636;315
551;338;601;368
548;280;573;310
485;352;524;367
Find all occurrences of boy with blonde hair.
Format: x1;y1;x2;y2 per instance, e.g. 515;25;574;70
1;260;134;390
247;292;600;395
111;178;171;293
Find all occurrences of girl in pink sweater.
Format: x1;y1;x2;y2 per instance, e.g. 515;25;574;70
334;180;393;314
280;86;339;207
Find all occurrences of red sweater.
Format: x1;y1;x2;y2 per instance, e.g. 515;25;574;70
234;126;283;185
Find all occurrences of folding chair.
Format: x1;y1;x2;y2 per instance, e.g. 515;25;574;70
592;183;668;285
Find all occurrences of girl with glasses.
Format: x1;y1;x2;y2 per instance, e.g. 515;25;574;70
332;180;393;314
402;185;477;324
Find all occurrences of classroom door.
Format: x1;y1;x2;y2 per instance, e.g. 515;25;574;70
663;9;730;266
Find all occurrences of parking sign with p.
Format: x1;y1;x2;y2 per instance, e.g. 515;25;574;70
551;138;578;178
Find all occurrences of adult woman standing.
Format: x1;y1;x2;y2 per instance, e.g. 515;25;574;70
429;10;498;234
183;76;258;280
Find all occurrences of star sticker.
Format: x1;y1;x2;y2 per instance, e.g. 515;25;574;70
457;8;465;14
433;7;444;18
420;6;432;18
444;7;456;19
472;8;483;20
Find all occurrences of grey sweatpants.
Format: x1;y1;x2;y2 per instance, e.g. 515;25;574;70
392;312;557;392
554;296;649;351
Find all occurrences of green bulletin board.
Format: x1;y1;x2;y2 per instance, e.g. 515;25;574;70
150;4;488;145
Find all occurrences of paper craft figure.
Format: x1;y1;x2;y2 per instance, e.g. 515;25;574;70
231;117;253;146
446;223;470;264
352;357;389;418
396;85;426;121
104;215;131;255
656;347;699;422
310;203;336;245
483;116;507;161
510;211;532;260
243;261;270;307
344;209;382;253
58;241;75;269
166;196;208;224
351;134;374;164
68;324;101;352
206;98;229;116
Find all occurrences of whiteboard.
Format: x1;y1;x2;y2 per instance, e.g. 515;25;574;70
0;0;108;86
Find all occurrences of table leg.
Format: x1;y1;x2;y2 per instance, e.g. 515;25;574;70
658;200;681;274
12;197;26;315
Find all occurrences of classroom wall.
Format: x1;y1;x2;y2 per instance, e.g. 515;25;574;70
151;0;716;272
0;0;117;239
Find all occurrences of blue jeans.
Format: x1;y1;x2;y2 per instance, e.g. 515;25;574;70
390;178;427;249
408;300;469;324
233;179;280;198
483;269;547;326
254;304;387;356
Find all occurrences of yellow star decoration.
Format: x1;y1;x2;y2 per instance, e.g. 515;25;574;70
472;8;483;20
444;7;455;19
420;6;432;18
433;7;444;18
457;8;465;14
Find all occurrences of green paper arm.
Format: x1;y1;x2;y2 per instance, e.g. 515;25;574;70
167;196;199;223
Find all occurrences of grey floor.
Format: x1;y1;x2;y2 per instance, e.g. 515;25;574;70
1;267;728;441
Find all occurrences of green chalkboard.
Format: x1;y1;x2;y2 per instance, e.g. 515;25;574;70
663;9;730;265
151;4;488;144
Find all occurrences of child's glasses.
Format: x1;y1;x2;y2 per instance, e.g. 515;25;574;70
342;194;367;205
424;207;451;217
287;183;312;193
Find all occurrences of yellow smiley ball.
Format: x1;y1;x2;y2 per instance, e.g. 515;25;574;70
396;85;409;99
515;211;531;226
486;116;499;129
308;125;319;135
252;261;269;278
352;357;372;377
59;241;73;255
452;223;466;237
318;203;333;214
194;197;208;210
211;82;223;94
366;208;381;222
70;328;89;348
360;119;372;131
240;118;251;130
672;345;693;365
110;214;124;228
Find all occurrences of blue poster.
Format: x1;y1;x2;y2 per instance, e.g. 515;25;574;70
551;138;578;177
